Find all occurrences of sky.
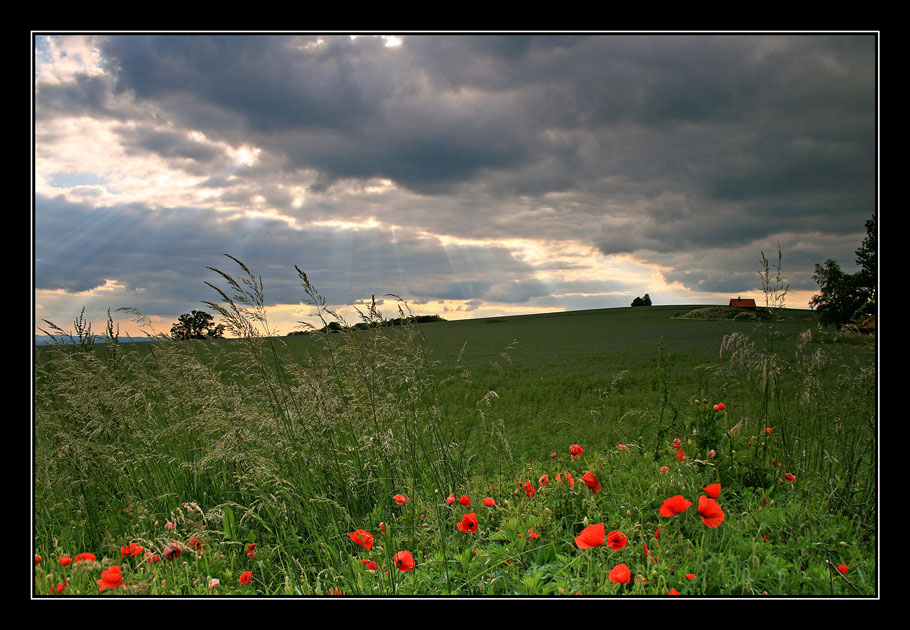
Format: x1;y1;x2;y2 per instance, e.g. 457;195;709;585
33;33;878;338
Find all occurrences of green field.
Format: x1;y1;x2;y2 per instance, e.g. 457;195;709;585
33;296;877;597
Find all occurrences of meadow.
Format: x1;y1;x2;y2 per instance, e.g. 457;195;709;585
33;260;877;597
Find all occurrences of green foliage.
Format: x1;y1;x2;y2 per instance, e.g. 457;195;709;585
810;216;877;329
169;309;226;340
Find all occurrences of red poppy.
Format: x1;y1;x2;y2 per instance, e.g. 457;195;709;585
714;402;726;411
59;556;72;567
246;543;256;559
685;573;696;581
539;474;550;486
764;427;772;435
379;522;386;535
238;570;253;585
445;492;455;504
574;522;605;549
669;588;680;595
618;444;628;451
393;550;415;572
51;581;67;594
563;472;575;489
526;528;540;539
121;542;143;557
704;483;721;499
482;497;497;508
393;494;409;505
96;565;123;592
162;542;182;561
35;555;42;565
606;530;628;550
459;495;471;507
837;563;848;575
581;471;601;494
660;495;693;517
361;559;378;571
672;438;682;449
188;537;202;550
660;466;669;473
697;495;725;528
348;529;375;550
522;480;536;497
147;554;161;564
784;473;796;483
608;563;631;584
570;444;585;459
676;448;686;462
73;552;96;563
550;451;557;458
456;512;479;533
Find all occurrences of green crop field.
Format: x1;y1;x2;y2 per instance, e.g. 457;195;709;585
33;281;877;597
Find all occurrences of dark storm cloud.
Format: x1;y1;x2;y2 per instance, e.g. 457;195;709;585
116;125;223;164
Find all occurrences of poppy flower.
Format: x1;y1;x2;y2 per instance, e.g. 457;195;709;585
672;438;682;449
550;452;557;458
522;480;536;497
676;448;686;462
74;552;96;563
238;570;253;585
669;588;680;595
164;521;175;530
714;402;726;411
379;522;386;535
59;556;72;567
837;563;848;575
482;497;497;508
784;473;796;483
208;578;220;588
618;444;628;451
764;427;772;435
393;550;415;572
526;528;540;539
581;471;601;494
608;563;631;584
246;543;256;559
570;444;585;459
539;474;549;486
561;472;575;489
459;495;471;507
51;581;67;594
660;466;669;473
348;529;374;551
35;555;42;565
704;483;721;499
162;542;182;561
96;565;123;592
574;522;605;549
660;495;693;517
445;493;455;504
393;494;409;505
606;530;628;550
686;573;696;581
456;512;479;533
188;537;202;550
147;554;161;564
121;542;143;557
361;559;379;571
697;495;725;528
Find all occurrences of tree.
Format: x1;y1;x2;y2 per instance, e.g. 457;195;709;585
809;215;877;329
631;294;652;307
170;310;226;340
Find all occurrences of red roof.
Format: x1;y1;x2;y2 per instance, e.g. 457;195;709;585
729;298;756;308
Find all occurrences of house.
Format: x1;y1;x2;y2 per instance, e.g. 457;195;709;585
729;297;757;309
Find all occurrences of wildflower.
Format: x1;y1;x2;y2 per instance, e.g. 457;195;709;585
608;563;631;584
676;448;686;462
164;522;175;530
482;497;497;508
74;552;97;563
147;554;161;564
708;449;716;459
697;495;726;528
459;495;471;507
246;543;256;559
704;483;721;499
838;563;848;575
672;438;682;449
669;588;680;595
764;427;772;435
618;444;628;451
686;573;696;581
526;528;540;539
456;512;479;534
35;555;41;565
581;471;601;494
348;529;374;551
445;493;455;504
606;530;628;550
51;581;67;594
574;522;605;549
162;542;182;561
59;556;72;567
660;466;669;473
522;480;536;498
379;522;386;535
209;578;220;588
393;550;415;572
714;402;726;411
550;452;557;459
393;494;409;506
361;559;379;571
121;542;143;557
570;444;585;459
188;537;202;550
660;495;693;517
654;528;661;540
563;472;575;489
329;587;344;595
97;565;123;592
238;570;253;585
784;473;796;483
539;474;550;486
